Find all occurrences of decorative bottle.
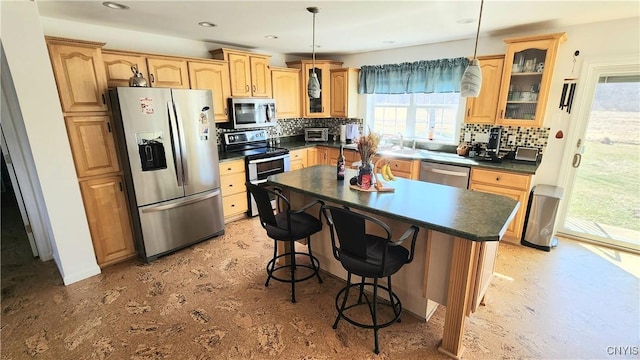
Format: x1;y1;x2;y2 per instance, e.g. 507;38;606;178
337;144;345;180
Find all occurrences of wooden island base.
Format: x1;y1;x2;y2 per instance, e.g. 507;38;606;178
269;166;518;358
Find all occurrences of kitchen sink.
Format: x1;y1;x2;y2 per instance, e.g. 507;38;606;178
377;146;423;157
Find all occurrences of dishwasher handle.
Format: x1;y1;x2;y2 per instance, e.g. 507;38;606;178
425;168;469;177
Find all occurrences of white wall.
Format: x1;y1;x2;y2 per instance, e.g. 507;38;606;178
1;1;101;284
339;17;640;187
40;17;290;67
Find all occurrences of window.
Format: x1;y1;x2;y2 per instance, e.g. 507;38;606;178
365;93;463;144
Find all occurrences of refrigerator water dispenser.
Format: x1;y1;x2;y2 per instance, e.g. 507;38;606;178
136;132;167;171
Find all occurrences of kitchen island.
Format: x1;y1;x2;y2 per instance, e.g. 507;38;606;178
268;165;519;359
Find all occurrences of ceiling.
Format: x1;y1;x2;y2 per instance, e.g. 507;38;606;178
36;1;640;56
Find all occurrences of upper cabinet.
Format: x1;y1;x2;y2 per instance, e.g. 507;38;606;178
271;67;301;119
330;68;359;118
464;55;505;124
497;33;566;127
102;50;189;88
46;37;109;113
188;60;231;123
210;48;272;98
146;56;189;88
102;51;150;88
286;60;343;118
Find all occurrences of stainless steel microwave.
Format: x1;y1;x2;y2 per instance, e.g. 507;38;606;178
305;127;329;142
223;98;276;129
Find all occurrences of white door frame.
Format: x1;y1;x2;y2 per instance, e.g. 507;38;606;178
557;56;640;251
1;51;54;261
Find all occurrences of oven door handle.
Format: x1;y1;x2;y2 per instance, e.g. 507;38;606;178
250;179;268;185
248;154;290;164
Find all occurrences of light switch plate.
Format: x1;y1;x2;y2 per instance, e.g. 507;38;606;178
476;132;489;143
508;135;516;144
464;132;471;142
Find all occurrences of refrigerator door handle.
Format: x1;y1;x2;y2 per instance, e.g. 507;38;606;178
173;101;189;185
167;100;183;186
141;189;221;213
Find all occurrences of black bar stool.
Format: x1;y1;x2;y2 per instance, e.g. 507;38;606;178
246;182;324;303
322;204;419;354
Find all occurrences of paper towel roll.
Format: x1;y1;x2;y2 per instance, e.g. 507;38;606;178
340;125;346;143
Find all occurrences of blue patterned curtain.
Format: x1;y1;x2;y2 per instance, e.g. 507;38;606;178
358;57;469;94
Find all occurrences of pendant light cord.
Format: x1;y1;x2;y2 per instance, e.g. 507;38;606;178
472;0;484;59
311;9;317;75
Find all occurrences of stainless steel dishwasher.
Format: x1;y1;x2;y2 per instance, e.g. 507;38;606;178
419;161;470;188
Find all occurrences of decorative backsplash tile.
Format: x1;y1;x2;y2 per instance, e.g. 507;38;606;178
215;118;363;145
459;124;551;155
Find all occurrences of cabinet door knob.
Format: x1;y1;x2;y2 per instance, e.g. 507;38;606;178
252;85;256;92
467;109;470;117
245;85;250;91
101;94;106;105
496;177;500;181
150;74;155;83
499;110;504;118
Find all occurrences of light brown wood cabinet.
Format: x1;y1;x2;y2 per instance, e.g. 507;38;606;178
464;55;504;124
271;67;301;118
210;49;272;98
290;148;307;171
64;115;120;177
330;68;359;118
286;60;343;118
146;56;189;88
306;148;317;167
79;175;135;267
46;38;109;113
188;60;231;123
371;156;420;180
468;241;499;314
46;37;136;268
469;168;532;243
316;146;330;165
102;51;189;89
102;51;150;87
497;33;566;127
219;159;248;222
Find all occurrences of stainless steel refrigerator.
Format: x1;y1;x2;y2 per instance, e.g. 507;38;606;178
109;87;224;262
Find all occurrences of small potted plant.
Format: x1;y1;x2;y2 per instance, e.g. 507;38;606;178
355;131;379;189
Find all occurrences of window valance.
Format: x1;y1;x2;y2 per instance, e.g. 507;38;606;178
358;57;469;94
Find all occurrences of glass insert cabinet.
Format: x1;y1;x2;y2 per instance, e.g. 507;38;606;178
497;33;567;127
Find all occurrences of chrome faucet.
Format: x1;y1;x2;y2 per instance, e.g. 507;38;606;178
397;132;404;149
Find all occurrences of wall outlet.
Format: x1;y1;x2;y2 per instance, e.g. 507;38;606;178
508;135;516;144
464;132;471;142
475;132;489;143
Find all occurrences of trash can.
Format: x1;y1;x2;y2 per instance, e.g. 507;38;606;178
521;185;564;252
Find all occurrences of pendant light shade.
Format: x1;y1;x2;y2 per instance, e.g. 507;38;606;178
460;0;484;97
307;7;321;99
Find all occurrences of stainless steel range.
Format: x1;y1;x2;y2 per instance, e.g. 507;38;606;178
223;129;290;217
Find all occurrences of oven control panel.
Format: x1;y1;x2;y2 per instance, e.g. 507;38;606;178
224;129;267;146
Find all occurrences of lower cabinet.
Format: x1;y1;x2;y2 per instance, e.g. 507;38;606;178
306;148;317;167
219;159;248;222
469;168;532;243
290;148;307;171
316;147;330;165
371;156;420;180
79;175;135;267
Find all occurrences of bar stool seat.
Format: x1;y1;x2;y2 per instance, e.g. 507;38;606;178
246;182;324;303
322;204;419;354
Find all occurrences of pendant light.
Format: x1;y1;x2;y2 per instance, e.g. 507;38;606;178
307;7;321;99
460;0;484;97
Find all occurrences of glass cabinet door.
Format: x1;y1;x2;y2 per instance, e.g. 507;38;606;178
498;33;566;127
307;66;324;114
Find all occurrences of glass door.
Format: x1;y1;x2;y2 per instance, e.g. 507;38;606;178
557;63;640;252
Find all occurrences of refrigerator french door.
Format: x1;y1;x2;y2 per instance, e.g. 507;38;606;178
109;87;224;262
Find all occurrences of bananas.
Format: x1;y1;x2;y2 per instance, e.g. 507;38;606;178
380;163;396;181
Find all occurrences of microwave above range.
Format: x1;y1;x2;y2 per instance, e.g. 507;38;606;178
221;98;276;129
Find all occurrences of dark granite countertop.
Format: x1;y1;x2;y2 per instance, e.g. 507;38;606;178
218;138;539;175
267;165;519;242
